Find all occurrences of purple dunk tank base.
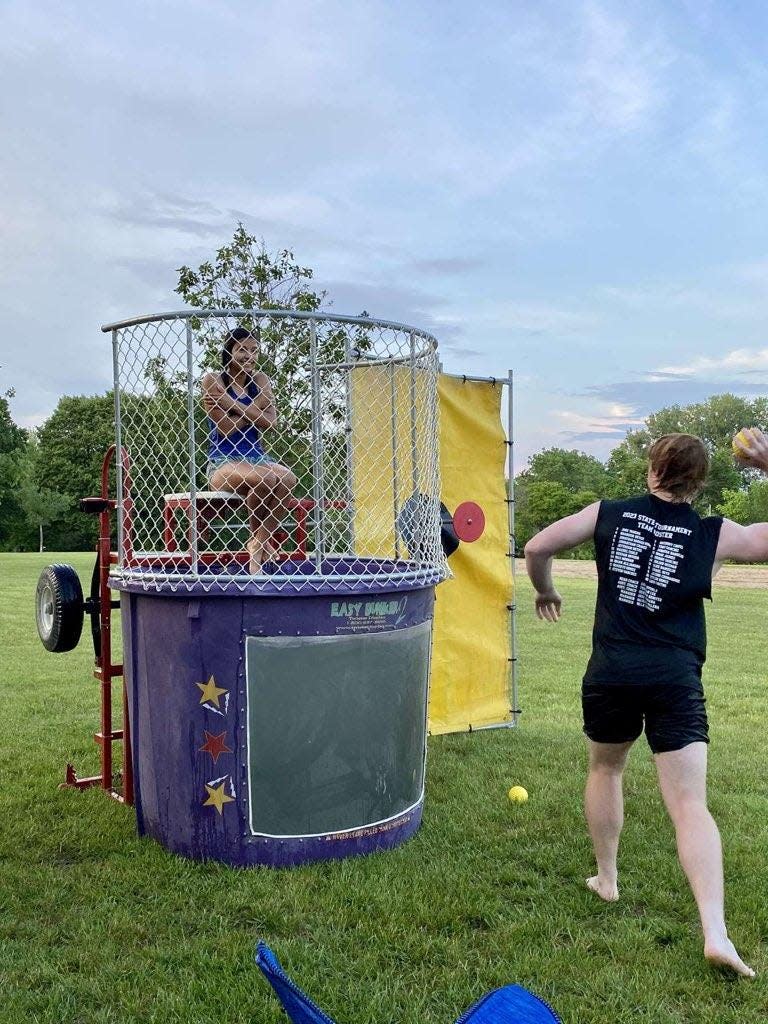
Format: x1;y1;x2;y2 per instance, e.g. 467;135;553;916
114;560;435;868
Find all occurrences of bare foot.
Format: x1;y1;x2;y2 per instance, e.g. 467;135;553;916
245;536;263;575
261;536;279;564
586;875;619;902
704;937;755;978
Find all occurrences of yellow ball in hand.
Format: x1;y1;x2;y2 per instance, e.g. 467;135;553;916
507;785;529;803
733;429;753;456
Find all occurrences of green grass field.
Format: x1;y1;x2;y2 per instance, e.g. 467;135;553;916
1;553;767;1023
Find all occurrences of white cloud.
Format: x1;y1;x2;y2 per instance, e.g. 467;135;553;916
655;347;768;377
555;406;645;432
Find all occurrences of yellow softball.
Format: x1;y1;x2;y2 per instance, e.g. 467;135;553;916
507;785;529;803
732;429;753;456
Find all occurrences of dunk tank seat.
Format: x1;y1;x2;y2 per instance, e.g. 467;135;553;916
162;492;317;557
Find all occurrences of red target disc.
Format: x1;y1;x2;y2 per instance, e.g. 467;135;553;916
453;501;485;543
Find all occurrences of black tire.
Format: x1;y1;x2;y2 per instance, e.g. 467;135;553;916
36;564;84;653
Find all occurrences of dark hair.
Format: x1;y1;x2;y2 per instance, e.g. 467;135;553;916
221;327;260;394
648;434;709;499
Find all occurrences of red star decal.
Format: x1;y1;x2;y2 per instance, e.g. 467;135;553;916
199;730;233;764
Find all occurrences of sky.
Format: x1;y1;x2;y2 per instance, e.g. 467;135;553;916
2;0;768;469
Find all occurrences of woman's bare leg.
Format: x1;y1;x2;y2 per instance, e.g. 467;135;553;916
584;739;633;901
210;463;297;572
655;742;754;977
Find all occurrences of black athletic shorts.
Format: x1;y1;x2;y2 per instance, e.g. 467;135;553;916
581;681;709;754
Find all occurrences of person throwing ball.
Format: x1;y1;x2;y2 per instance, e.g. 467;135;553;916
525;430;768;977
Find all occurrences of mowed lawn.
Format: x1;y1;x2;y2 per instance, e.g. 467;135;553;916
1;552;767;1024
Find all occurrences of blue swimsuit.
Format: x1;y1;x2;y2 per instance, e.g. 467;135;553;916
207;381;272;479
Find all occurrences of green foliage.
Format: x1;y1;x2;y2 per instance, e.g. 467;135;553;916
34;394;116;550
0;395;37;550
17;435;72;551
175;224;365;498
176;223;325;313
523;448;611;494
646;392;768;449
515;449;607;556
606;394;768;513
717;480;768;525
604;429;649;499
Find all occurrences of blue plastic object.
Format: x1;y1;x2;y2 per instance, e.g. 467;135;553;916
255;942;562;1023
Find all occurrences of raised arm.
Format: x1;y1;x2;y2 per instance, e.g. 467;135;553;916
717;427;768;568
715;519;768;567
524;501;600;621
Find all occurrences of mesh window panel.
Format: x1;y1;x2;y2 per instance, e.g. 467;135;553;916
244;621;431;836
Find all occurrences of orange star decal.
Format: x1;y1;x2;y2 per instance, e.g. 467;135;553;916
199;730;233;764
203;781;235;815
196;676;228;707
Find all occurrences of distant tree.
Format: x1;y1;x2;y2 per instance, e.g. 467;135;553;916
520;448;611;494
647;393;768;450
176;224;325;313
515;478;598;558
17;437;72;550
0;393;35;550
35;394;115;550
606;394;767;511
605;430;649;499
515;448;608;557
717;481;768;527
175;224;369;499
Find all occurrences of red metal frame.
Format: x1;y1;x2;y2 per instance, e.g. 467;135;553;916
60;445;133;804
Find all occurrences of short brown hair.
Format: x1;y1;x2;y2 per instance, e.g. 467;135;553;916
648;434;709;499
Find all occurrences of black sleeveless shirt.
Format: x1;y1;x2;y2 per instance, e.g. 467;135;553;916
583;494;723;687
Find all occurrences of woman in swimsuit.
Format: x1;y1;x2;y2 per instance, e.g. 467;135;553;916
202;327;297;573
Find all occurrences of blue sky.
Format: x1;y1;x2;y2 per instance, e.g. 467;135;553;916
2;0;768;467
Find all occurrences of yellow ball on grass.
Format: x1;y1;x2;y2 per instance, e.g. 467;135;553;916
507;785;529;803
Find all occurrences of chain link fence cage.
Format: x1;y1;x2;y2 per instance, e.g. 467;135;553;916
103;310;449;594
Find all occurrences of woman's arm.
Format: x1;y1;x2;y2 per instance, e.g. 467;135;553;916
238;372;277;431
201;373;246;437
715;519;768;565
716;428;768;568
524;501;601;621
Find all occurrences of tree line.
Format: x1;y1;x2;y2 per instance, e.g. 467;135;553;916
515;393;768;558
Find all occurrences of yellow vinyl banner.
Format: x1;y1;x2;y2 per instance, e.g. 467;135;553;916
349;367;512;734
429;375;512;734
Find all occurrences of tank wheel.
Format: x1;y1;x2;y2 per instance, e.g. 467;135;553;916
36;564;84;653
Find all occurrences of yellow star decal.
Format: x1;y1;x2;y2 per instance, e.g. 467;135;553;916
196;676;228;707
203;782;235;815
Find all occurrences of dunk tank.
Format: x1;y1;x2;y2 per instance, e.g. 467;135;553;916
36;310;450;867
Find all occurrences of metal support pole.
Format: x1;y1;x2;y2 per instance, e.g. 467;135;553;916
111;329;124;564
344;329;356;554
390;360;400;559
309;319;325;568
506;370;519;725
185;321;199;574
409;331;419;497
